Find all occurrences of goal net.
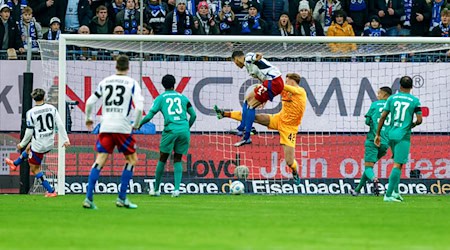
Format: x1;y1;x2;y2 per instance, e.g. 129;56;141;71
38;35;450;195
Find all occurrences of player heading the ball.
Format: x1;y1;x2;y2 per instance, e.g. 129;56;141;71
231;51;284;147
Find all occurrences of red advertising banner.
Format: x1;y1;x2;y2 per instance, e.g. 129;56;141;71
5;133;449;179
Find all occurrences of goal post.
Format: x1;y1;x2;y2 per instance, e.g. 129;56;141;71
38;35;450;196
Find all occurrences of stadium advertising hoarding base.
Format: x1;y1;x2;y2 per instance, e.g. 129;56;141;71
61;177;450;195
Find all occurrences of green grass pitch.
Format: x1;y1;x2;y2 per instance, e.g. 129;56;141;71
1;194;449;250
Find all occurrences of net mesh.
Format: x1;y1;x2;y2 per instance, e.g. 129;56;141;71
36;37;450;195
60;37;450;58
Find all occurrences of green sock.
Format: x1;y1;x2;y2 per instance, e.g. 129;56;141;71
174;162;183;191
386;168;401;197
364;167;375;181
355;172;368;193
154;161;165;192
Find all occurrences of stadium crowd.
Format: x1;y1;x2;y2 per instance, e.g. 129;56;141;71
1;0;450;59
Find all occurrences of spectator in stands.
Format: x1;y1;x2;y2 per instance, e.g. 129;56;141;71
429;7;450;36
288;0;316;22
277;12;294;35
19;6;42;52
399;0;430;36
137;23;152;34
76;25;91;60
362;15;386;36
0;4;24;52
372;0;403;36
341;0;370;36
261;0;289;35
62;0;92;33
295;0;324;36
28;0;64;33
216;0;239;34
166;0;176;12
241;1;270;34
90;0;106;14
145;0;168;34
327;9;356;52
116;0;140;34
193;1;220;34
162;0;194;35
78;24;90;33
6;0;27;24
107;0;126;24
113;24;125;33
313;0;342;34
231;0;255;22
43;16;60;39
89;5;114;34
429;0;450;31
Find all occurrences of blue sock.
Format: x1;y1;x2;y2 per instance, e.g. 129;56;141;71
36;171;54;193
119;163;134;200
244;108;256;140
86;163;102;201
14;151;28;166
237;101;248;131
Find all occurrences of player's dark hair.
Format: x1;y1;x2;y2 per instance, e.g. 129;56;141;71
31;88;45;101
116;55;129;71
286;73;301;84
400;76;413;89
162;74;176;89
231;50;244;59
380;86;392;96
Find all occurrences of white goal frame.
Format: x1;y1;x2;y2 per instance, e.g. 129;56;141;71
56;35;450;195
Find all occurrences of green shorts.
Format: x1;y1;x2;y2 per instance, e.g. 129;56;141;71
160;130;191;155
364;141;389;163
390;139;411;164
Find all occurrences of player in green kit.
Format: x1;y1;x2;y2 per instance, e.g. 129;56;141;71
375;76;422;202
350;86;392;196
138;74;197;197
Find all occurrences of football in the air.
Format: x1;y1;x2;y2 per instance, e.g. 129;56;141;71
230;180;245;195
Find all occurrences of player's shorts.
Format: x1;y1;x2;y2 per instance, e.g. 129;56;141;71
254;76;284;103
95;133;136;155
390;139;411;164
268;113;298;148
28;148;45;166
364;141;388;163
160;130;191;155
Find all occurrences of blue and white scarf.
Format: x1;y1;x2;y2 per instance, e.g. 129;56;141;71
439;22;449;37
241;13;261;34
187;0;196;16
7;0;27;9
431;0;445;29
220;12;232;31
124;9;138;34
310;23;317;36
47;30;61;40
403;0;412;26
172;10;192;35
148;3;166;18
112;2;125;15
368;27;382;36
19;19;38;49
349;0;366;11
324;0;335;28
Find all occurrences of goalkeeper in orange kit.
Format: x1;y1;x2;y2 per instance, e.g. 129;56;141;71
214;73;307;184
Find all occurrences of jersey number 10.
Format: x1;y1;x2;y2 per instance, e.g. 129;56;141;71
37;113;54;133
